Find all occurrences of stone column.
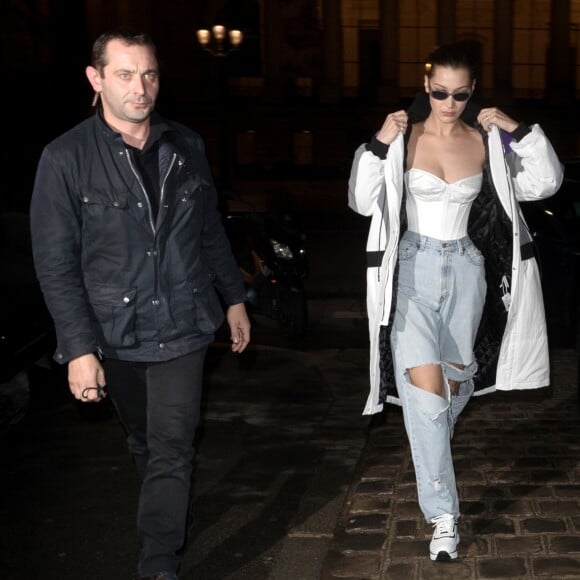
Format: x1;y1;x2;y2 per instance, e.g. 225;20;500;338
493;0;514;104
319;0;342;104
376;0;399;104
437;0;456;45
548;0;573;104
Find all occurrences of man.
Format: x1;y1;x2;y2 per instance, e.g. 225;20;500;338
30;28;250;580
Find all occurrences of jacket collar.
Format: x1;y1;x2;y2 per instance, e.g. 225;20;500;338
95;109;175;150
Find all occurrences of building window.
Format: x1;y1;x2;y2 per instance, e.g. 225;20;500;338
399;0;437;97
341;0;378;98
513;0;550;98
340;0;577;101
454;0;494;96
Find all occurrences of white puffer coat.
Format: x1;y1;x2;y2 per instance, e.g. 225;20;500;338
349;124;564;415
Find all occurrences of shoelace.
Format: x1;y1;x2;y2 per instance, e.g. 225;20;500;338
432;514;455;536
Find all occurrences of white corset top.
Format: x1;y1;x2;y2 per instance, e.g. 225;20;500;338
404;168;482;240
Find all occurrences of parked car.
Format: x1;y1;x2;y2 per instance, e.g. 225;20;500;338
520;160;580;349
0;212;55;430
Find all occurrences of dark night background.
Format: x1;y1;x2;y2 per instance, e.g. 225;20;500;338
1;0;578;215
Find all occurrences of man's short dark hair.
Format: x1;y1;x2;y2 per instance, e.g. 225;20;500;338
91;27;157;75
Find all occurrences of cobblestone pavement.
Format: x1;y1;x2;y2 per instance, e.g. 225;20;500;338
2;208;579;579
322;348;580;580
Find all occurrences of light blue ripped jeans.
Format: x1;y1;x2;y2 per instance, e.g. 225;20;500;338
390;231;486;522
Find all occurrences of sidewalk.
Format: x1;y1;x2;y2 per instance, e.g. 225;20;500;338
322;348;580;580
0;333;373;580
179;342;372;580
0;309;578;579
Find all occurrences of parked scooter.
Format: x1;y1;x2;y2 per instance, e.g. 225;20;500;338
222;193;309;338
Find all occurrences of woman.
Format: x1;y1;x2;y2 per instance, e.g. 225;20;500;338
348;42;563;561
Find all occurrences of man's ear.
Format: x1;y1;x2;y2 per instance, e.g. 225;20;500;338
85;66;102;92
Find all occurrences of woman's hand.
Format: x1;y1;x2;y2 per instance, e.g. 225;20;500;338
376;110;408;145
477;107;519;133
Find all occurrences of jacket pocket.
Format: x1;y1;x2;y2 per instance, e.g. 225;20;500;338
80;190;133;242
81;190;129;211
465;244;485;267
398;239;420;261
191;273;225;334
167;274;225;338
88;284;137;347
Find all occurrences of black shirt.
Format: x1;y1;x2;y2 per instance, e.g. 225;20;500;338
126;141;160;221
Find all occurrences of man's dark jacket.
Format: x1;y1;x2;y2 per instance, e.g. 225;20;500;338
30;111;246;364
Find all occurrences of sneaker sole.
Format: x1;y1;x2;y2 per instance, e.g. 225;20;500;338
430;550;458;561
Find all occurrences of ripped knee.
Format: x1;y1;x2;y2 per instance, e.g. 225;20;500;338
406;363;445;397
442;361;477;396
446;365;463;396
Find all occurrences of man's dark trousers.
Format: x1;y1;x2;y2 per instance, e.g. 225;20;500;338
105;347;207;575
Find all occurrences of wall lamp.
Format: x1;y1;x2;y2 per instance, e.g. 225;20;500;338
196;25;244;57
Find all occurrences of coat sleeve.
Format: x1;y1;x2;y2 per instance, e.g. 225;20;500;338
348;143;388;217
506;124;564;202
30;147;99;363
194;138;247;306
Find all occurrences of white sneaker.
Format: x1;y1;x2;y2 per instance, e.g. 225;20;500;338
429;514;459;561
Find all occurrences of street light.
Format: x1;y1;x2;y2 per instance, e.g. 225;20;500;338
196;24;244;57
195;24;244;188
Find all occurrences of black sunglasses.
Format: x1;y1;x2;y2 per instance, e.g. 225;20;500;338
429;89;472;102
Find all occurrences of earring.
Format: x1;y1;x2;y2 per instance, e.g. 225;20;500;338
91;92;100;107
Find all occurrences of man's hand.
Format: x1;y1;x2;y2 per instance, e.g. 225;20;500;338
68;353;106;402
227;302;251;353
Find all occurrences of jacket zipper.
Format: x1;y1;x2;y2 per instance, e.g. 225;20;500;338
160;153;177;208
125;148;156;234
377;189;387;282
